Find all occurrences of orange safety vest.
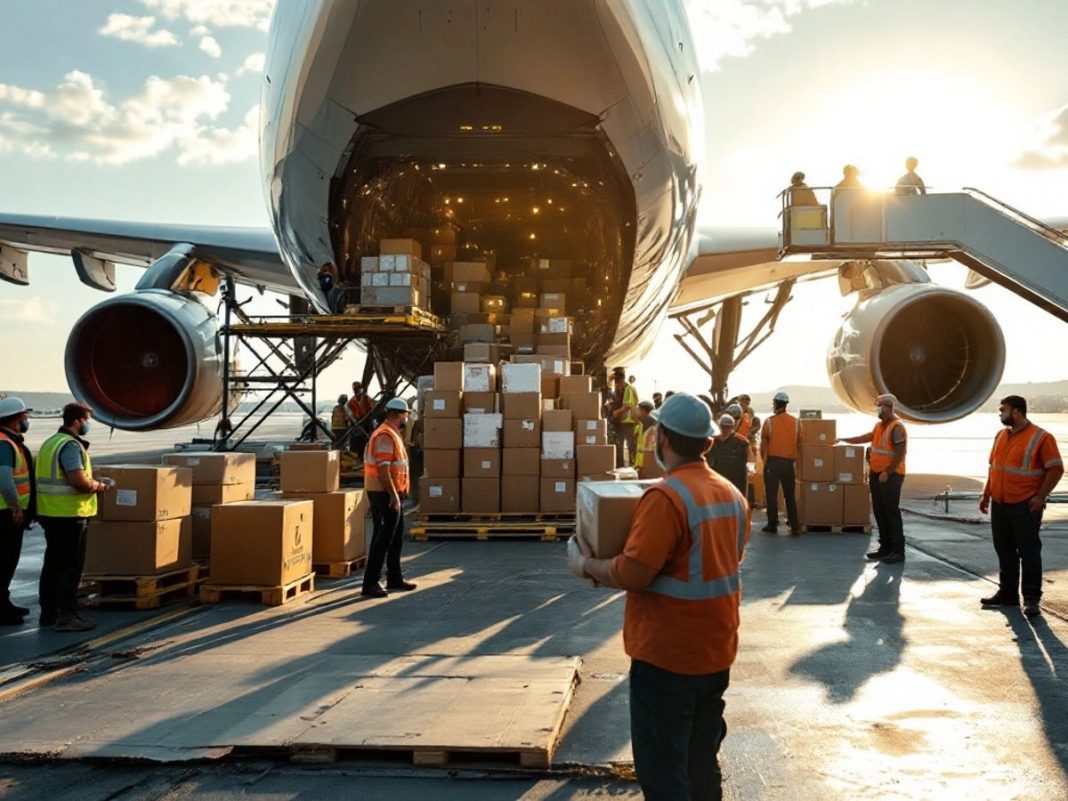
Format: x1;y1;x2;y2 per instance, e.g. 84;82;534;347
736;414;752;440
0;429;31;511
762;412;799;460
987;423;1062;504
624;461;750;675
363;422;410;493
869;419;906;475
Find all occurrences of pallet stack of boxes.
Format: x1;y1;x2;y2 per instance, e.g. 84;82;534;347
796;415;871;528
161;452;256;563
85;465;194;576
359;239;433;308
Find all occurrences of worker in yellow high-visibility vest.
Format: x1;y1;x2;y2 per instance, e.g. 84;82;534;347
36;402;112;633
606;367;640;467
0;397;34;626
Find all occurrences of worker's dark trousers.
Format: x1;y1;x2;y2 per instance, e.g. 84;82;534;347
869;472;905;554
991;500;1044;601
613;424;638;467
364;491;405;591
38;516;88;620
0;510;25;611
763;456;798;529
630;659;730;801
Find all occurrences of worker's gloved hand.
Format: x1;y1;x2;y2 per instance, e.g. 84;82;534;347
567;535;591;579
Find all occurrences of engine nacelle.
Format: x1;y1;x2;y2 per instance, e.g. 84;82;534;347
65;290;226;431
828;283;1005;423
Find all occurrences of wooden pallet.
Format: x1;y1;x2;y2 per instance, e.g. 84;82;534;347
289;742;554;768
199;573;315;606
80;564;204;610
799;523;872;534
313;555;368;579
409;512;575;541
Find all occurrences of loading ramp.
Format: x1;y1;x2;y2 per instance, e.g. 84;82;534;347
780;186;1068;322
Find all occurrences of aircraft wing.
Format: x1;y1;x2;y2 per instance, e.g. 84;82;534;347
672;225;841;312
0;213;300;294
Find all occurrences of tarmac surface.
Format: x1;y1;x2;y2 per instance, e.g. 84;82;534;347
2;480;1067;799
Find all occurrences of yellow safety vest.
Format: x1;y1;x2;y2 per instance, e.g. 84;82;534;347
0;430;31;511
36;433;97;518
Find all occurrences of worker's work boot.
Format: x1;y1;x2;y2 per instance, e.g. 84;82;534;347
386;579;417;592
980;592;1019;608
360;584;388;599
760;525;777;534
879;551;905;564
865;547;889;561
1023;599;1042;618
54;614;96;632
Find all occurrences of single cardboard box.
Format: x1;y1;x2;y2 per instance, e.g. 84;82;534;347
462;477;500;513
419;478;460;513
577;481;654;558
799;482;843;525
575;419;608;446
97;465;193;523
800;419;837;445
543;431;575;459
540;478;575;512
451;261;492;283
280;490;367;563
280;450;340;494
451;292;482;314
191;506;212;559
464;448;501;478
463;342;509;362
798;444;835;482
577;445;616;479
503;417;541;448
834;445;866;484
511;308;536;334
513;291;538;309
481;295;507;314
423;418;463;449
430;244;458;263
434;362;465;391
503;448;540;476
191;481;255;506
463;413;502;448
541;374;559;400
511;332;536;353
502;392;542;419
537;345;571;360
538;356;570;377
559;375;593;394
536;332;571;349
464;363;497;392
540;292;567;311
451;281;487;294
462;391;499;414
460;323;495;344
85;517;192;576
541;458;575;478
210;500;314;586
561;392;601;421
540;315;573;334
425;390;462;418
533;258;575;279
501;363;541;393
501;476;539;513
162;452;255;486
542;409;573;432
380;238;422;258
842;483;871;526
423;449;461;478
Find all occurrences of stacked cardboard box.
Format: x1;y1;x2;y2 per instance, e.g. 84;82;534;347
796;418;871;527
359;238;432;308
210;500;314;587
162;452;256;560
86;465;194;575
279;449;365;566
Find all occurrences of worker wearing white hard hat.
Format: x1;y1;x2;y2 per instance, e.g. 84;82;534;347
0;397;34;625
362;397;415;598
707;413;753;497
759;391;800;535
567;392;750;801
840;393;908;563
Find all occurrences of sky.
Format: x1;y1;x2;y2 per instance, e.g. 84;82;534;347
1;0;1067;407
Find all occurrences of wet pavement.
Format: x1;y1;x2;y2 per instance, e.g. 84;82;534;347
1;500;1066;800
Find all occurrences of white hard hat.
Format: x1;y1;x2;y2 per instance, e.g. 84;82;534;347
725;403;743;417
651;393;716;439
0;397;31;418
773;391;790;404
719;414;736;426
876;393;898;407
385;398;410;413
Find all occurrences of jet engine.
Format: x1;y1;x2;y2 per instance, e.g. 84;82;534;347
827;282;1005;423
65;290;227;431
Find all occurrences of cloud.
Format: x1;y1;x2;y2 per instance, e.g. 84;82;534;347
685;0;854;73
1015;103;1068;170
0;298;54;325
98;13;179;48
198;34;222;58
237;51;265;75
140;0;276;31
0;70;258;166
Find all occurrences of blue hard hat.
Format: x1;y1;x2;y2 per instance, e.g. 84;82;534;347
651;392;716;439
385;398;410;412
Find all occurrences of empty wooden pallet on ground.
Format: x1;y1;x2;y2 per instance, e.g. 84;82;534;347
79;564;204;610
199;572;315;606
408;512;575;541
798;523;872;534
313;555;368;579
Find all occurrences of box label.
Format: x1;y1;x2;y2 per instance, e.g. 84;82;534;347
186;457;200;466
481;460;491;469
814;459;824;467
430;486;443;498
433;399;445;410
556;481;566;493
116;489;138;507
523;420;535;431
839;472;855;482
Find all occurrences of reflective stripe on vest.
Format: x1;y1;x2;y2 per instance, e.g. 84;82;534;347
0;430;30;511
36;433;97;518
990;427;1051;478
363;423;410;492
645;476;746;601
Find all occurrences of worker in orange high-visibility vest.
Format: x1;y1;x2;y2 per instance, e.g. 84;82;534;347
840;393;908;563
362;398;416;599
759;391;800;535
0;397;35;626
568;393;751;801
979;395;1063;618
